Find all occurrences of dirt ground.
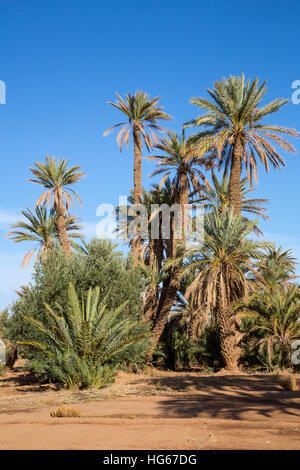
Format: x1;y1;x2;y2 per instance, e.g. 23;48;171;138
0;361;300;450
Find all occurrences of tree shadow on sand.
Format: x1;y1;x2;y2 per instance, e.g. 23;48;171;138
149;374;300;421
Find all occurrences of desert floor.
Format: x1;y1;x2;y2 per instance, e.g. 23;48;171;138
0;362;300;450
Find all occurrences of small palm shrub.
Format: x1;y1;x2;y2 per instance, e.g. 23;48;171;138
19;283;147;389
242;285;300;370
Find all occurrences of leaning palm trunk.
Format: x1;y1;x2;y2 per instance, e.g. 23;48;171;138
143;288;159;322
131;125;142;263
146;266;180;361
147;215;179;361
55;190;71;254
229;138;243;215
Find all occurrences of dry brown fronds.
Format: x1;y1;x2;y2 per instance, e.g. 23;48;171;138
50;405;81;418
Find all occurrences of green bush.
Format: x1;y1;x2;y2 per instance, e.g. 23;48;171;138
19;282;148;389
6;239;149;367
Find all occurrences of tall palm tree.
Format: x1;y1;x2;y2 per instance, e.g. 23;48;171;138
28;156;85;254
7;206;82;268
185;74;298;214
104;91;171;261
176;210;271;370
144;131;213;360
148;129;212;242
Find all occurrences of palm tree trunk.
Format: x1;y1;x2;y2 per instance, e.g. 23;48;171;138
55;190;71;255
146;266;180;361
188;313;200;340
217;305;241;371
131;125;142;263
179;172;189;243
147;214;179;361
229;137;242;214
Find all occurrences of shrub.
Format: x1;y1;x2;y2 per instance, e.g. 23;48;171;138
6;239;149;367
50;405;81;418
19;282;148;389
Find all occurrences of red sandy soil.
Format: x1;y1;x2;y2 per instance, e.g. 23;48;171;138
0;362;300;450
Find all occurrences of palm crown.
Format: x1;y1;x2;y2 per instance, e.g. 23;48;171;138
148;130;212;195
29;156;85;213
184;74;298;213
7;206;82;268
29;156;85;254
104;91;171;150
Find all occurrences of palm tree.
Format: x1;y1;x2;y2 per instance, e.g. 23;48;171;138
104;91;171;261
198;170;269;234
258;246;297;288
7;206;82;268
28;156;85;254
185;74;298;214
243;285;300;368
176;210;271;370
148;129;212;242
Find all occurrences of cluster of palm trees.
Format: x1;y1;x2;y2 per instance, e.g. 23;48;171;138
8;74;300;371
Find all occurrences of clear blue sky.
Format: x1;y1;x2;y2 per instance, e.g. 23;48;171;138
0;0;300;308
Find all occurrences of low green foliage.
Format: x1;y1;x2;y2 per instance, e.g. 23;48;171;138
20;282;148;389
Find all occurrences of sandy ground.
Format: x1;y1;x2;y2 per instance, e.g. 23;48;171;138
0;363;300;450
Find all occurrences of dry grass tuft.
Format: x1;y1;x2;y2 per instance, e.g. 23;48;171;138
50;405;81;418
278;375;300;391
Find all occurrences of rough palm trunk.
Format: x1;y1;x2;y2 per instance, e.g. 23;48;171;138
217;306;241;370
229;137;242;215
55;190;71;255
143;288;159;322
154;213;164;271
147;215;179;361
188;313;200;340
179;172;189;243
213;273;242;370
131;125;142;263
146;266;180;361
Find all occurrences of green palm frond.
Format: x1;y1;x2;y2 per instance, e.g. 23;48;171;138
7;206;83;268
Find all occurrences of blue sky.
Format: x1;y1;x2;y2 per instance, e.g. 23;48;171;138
0;0;300;308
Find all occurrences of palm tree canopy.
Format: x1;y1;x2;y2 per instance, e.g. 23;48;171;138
104;91;172;151
28;155;86;211
198;170;269;220
258;246;298;286
7;206;82;268
147;130;213;195
242;284;300;366
184;74;298;186
174;210;272;313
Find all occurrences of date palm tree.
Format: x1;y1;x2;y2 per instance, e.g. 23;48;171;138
175;210;271;370
104;91;171;261
258;246;297;288
28;156;85;254
185;74;298;214
7;206;82;268
243;285;300;368
147;130;213;242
